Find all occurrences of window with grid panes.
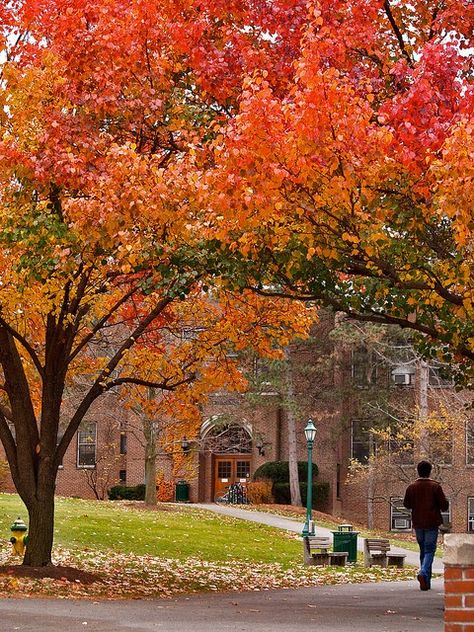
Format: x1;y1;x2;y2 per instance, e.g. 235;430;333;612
351;419;372;463
217;461;232;478
77;422;97;467
236;461;250;479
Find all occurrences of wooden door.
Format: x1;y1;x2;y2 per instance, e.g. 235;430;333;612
213;456;251;501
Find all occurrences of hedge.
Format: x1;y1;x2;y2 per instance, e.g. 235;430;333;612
108;484;146;500
253;460;319;483
273;481;330;510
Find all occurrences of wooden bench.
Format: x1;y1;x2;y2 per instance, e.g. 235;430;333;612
303;536;348;567
363;538;406;568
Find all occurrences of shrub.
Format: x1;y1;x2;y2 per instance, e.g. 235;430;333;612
156;472;174;502
246;479;274;504
273;481;330;510
253;460;319;483
108;484;146;500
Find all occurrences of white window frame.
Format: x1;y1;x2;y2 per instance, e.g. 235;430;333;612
77;422;97;468
468;498;474;533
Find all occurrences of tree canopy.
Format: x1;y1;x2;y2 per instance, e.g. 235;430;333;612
0;0;314;566
204;0;474;382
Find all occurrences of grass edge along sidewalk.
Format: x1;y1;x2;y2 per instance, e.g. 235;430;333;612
0;494;414;600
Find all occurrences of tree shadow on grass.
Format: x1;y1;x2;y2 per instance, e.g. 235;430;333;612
0;564;101;584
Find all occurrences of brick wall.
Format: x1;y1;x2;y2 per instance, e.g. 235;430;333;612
444;534;474;632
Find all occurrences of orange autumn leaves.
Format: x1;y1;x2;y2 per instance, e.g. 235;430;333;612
0;0;473;426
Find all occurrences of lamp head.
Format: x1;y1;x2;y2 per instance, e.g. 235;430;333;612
304;419;316;444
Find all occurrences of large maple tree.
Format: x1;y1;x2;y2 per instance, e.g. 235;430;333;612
207;0;474;381
0;0;312;566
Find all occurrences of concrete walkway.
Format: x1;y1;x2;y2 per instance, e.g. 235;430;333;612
193;503;444;572
0;580;444;631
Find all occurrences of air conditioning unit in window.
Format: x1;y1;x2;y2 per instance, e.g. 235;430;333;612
391;365;415;386
394;518;410;530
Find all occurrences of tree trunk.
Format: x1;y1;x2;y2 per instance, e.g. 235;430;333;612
284;350;302;506
144;419;157;506
418;359;430;458
367;434;375;530
22;485;55;567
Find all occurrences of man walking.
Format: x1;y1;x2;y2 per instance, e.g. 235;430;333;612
403;460;449;591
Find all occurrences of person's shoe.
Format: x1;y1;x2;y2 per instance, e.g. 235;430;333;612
417;573;429;591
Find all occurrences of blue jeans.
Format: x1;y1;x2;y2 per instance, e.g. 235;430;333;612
415;528;438;586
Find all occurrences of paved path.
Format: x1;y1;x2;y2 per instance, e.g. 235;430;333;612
0;580;444;631
0;504;445;631
193;503;444;572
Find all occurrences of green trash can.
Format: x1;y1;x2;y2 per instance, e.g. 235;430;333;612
175;480;189;502
332;524;359;562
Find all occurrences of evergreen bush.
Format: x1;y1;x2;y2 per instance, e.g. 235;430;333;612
273;481;330;510
108;484;146;500
253;460;319;482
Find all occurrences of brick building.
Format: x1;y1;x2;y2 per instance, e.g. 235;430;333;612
2;314;474;534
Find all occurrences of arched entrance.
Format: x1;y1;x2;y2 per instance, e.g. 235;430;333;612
201;418;253;501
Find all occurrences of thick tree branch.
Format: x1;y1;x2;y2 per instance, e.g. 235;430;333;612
0;312;44;378
383;0;414;67
105;373;196;391
249;282;474;362
0;328;40;442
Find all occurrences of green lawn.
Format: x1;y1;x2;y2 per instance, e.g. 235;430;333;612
0;494;302;567
0;494;415;599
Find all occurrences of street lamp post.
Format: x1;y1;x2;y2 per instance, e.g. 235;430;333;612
302;419;317;537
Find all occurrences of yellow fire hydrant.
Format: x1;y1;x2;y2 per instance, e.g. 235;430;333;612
10;517;28;557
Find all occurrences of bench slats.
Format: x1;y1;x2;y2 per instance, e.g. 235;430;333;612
363;538;405;568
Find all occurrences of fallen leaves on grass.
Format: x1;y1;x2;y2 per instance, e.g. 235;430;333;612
0;546;415;600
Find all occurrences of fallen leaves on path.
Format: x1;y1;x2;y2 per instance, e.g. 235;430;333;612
0;546;415;600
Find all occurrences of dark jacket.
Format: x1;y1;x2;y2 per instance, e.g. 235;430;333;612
403;478;449;529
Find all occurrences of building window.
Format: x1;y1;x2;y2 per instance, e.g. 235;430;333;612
120;432;127;455
206;424;252;454
467;419;474;465
390;497;412;531
77;422;97;468
217;461;232;479
429;423;453;465
236;460;250;480
388;434;414;465
351;347;377;387
468;498;474;532
351;419;372;463
119;470;127;483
